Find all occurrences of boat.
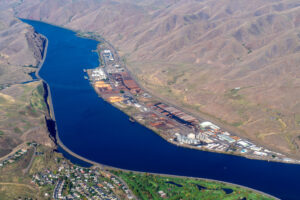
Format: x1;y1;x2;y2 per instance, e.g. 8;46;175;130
129;117;135;123
84;76;88;80
83;69;87;72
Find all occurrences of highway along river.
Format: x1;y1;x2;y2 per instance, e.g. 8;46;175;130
23;19;300;200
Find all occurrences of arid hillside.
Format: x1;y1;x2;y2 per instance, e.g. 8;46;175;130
12;0;300;157
0;1;52;157
0;0;45;86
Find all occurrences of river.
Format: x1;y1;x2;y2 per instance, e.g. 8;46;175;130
23;19;300;200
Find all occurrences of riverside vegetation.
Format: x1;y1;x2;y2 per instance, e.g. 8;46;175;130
113;170;274;200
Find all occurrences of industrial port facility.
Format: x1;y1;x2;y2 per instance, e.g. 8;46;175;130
85;40;299;164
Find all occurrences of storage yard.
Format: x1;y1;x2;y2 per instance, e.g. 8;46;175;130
85;43;300;164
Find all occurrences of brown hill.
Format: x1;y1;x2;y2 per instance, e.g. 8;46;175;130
13;0;300;157
0;1;52;156
0;0;45;86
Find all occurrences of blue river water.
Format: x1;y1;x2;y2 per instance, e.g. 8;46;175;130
23;19;300;200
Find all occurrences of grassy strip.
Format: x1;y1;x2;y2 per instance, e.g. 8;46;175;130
112;170;274;200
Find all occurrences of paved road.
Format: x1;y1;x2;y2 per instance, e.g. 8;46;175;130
53;180;63;199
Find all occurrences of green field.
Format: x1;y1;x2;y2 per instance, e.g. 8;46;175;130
112;171;274;200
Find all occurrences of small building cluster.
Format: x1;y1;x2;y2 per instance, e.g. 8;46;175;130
32;162;134;200
103;50;114;61
0;149;28;167
0;142;36;168
174;121;298;162
175;133;199;145
87;47;143;106
91;68;107;81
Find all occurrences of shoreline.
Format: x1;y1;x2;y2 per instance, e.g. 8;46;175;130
105;99;300;166
56;132;279;200
29;27;55;121
23;19;280;200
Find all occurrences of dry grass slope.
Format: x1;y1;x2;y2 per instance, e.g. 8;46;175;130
0;81;53;157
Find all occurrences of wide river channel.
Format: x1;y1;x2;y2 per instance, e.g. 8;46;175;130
24;19;300;200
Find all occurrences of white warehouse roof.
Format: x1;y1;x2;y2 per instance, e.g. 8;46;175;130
200;121;220;130
200;121;213;127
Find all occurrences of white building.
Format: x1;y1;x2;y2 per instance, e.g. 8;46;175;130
250;145;262;151
200;121;220;130
196;132;213;143
253;151;267;157
218;134;236;143
187;133;196;139
92;68;107;80
237;140;250;148
175;133;199;145
103;49;114;61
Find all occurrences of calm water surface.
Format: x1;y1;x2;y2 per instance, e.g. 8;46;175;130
23;19;300;200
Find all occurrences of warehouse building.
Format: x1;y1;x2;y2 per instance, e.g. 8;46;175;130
200;121;220;130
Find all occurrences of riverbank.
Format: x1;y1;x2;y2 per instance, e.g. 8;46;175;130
26;28;57;145
103;99;299;166
113;170;278;200
32;30;56;121
56;131;278;200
